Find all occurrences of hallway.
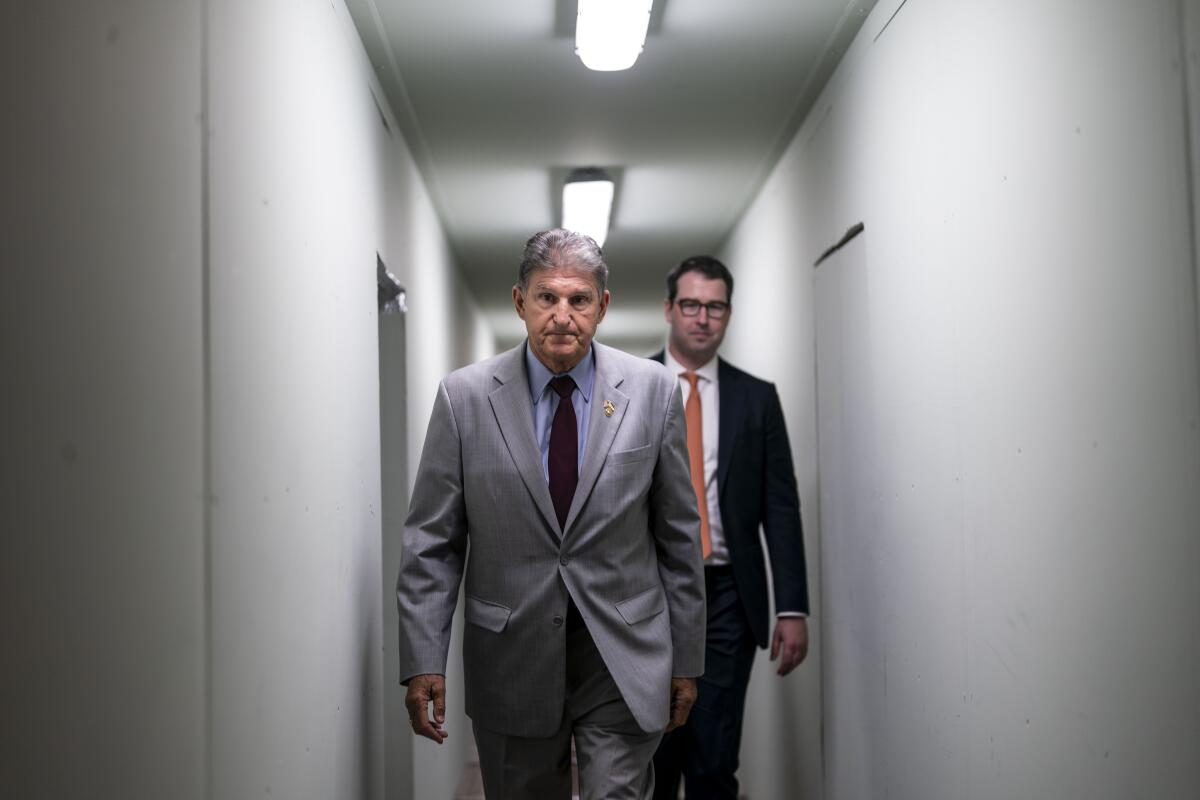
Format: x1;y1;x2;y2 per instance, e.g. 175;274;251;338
5;1;1200;799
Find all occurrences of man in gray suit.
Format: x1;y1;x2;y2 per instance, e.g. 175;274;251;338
398;229;707;799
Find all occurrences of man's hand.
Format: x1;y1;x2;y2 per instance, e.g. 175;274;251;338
667;677;698;732
770;617;809;676
405;673;448;744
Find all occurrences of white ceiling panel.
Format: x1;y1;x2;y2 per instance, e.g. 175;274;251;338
348;0;878;331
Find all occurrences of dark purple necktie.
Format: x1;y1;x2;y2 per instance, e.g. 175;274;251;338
548;375;578;530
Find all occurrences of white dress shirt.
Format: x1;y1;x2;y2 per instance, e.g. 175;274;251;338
663;348;729;565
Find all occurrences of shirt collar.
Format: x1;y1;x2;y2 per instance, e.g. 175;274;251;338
663;346;719;383
526;342;595;405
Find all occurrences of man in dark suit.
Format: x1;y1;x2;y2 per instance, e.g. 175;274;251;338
651;255;811;800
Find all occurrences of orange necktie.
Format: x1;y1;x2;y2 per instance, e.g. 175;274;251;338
683;372;712;559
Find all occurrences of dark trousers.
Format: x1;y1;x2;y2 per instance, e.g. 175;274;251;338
653;567;758;800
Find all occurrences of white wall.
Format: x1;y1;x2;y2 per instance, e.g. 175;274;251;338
4;1;491;798
2;2;206;798
382;76;496;800
721;1;1200;798
205;1;392;796
719;113;826;800
1188;1;1200;367
206;1;491;797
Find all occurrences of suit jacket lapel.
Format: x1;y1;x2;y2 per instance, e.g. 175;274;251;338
717;358;743;498
564;344;628;535
488;346;561;536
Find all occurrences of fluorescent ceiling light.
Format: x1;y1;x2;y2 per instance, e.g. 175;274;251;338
562;169;615;247
575;0;653;72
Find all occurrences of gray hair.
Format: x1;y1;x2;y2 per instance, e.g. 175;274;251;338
517;228;609;294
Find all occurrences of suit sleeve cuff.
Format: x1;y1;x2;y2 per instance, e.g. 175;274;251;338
776;611;808;618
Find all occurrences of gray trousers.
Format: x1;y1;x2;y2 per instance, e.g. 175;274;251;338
472;624;664;800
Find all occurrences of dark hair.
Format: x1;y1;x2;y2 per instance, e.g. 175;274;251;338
517;228;608;294
665;255;733;303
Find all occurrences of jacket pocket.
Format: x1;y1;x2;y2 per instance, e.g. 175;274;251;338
465;595;511;633
608;443;653;465
615;585;665;625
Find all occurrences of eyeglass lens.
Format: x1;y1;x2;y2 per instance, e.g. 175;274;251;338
677;299;728;318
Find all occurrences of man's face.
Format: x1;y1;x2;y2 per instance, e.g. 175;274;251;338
664;271;732;366
514;265;610;373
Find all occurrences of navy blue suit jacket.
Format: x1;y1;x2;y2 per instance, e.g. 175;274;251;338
651;351;810;648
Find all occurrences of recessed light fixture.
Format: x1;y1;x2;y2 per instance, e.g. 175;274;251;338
575;0;654;72
562;168;615;247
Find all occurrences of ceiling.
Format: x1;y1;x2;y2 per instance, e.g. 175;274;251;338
348;0;877;350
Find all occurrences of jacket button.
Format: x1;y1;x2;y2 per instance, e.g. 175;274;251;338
559;555;569;566
552;615;564;626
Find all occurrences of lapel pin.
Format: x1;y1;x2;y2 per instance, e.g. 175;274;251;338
603;400;616;417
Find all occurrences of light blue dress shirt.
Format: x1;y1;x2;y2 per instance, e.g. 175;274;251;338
525;343;594;480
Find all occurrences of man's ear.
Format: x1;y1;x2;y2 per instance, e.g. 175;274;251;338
512;285;526;320
596;290;611;323
663;299;672;321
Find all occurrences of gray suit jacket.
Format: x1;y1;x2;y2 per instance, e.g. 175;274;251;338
397;341;706;737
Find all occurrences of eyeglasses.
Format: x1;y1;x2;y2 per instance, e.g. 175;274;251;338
674;298;730;319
